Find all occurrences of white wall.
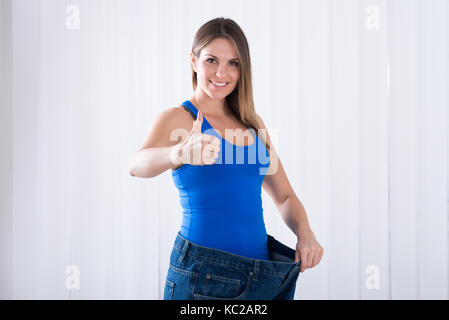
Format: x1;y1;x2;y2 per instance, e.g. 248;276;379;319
1;0;448;299
0;0;13;300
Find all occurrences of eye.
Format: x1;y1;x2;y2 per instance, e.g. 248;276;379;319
206;58;239;67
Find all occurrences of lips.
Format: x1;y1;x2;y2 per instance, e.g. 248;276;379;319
209;80;229;88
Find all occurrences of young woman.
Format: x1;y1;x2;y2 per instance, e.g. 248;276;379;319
130;17;324;300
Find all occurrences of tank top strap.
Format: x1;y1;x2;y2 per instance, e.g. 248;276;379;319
181;99;257;142
180;100;198;120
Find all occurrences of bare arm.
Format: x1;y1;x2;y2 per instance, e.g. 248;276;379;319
256;113;313;239
129;107;185;178
256;113;323;272
129;107;219;178
129;145;181;178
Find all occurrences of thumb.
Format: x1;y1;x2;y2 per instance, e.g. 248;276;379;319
295;250;301;264
191;109;203;134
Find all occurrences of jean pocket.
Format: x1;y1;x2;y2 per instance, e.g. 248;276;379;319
163;279;175;300
165;263;198;300
193;263;250;300
272;264;301;297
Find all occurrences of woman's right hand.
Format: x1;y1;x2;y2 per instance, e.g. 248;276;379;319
175;110;221;166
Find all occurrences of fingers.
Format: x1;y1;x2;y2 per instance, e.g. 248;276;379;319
201;134;220;162
307;250;314;271
294;251;301;264
191;110;203;134
202;137;220;164
298;247;324;272
184;108;221;166
184;107;220;166
308;246;324;268
300;250;313;273
203;141;220;155
201;134;220;146
187;133;220;166
314;247;324;266
300;251;308;272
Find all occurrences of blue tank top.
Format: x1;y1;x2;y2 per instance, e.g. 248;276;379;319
171;100;271;260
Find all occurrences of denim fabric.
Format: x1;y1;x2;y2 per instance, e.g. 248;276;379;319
163;231;302;300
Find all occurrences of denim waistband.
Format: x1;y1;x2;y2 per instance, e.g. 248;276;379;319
173;231;300;278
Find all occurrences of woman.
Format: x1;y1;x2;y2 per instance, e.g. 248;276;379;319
130;17;324;300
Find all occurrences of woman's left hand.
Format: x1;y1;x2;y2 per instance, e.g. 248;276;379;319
295;232;324;273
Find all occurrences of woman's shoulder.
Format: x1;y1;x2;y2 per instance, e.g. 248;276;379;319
136;105;195;150
162;105;197;132
159;104;196;124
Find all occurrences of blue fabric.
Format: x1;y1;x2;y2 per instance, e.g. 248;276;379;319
163;231;302;300
171;100;271;260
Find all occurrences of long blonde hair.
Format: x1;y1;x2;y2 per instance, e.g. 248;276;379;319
190;17;270;152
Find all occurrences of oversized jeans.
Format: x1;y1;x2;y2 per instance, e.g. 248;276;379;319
163;231;302;300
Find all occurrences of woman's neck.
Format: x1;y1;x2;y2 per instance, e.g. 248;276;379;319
189;93;230;117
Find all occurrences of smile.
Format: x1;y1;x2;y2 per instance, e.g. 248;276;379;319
210;80;228;87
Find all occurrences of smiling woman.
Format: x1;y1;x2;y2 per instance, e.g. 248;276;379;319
187;18;269;151
130;16;321;300
159;17;308;300
205;54;240;88
166;19;276;267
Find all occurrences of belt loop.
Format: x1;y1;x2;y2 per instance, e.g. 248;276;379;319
251;260;260;281
179;239;189;263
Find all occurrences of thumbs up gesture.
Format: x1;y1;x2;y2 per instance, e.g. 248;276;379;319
177;110;221;166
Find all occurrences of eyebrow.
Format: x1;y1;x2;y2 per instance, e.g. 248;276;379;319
205;54;239;61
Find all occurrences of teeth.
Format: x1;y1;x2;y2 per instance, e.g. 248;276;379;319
211;80;227;87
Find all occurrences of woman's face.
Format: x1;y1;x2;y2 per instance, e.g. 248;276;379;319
190;37;240;100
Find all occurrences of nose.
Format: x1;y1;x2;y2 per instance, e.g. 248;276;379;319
215;63;228;79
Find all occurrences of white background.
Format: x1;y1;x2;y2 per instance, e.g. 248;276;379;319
0;0;448;299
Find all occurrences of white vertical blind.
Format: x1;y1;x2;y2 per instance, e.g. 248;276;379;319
329;0;360;299
2;0;448;299
0;0;13;300
388;0;419;299
414;0;448;299
359;0;390;299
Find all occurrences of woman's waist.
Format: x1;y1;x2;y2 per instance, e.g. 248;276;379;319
180;216;269;258
181;208;265;226
181;216;268;236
